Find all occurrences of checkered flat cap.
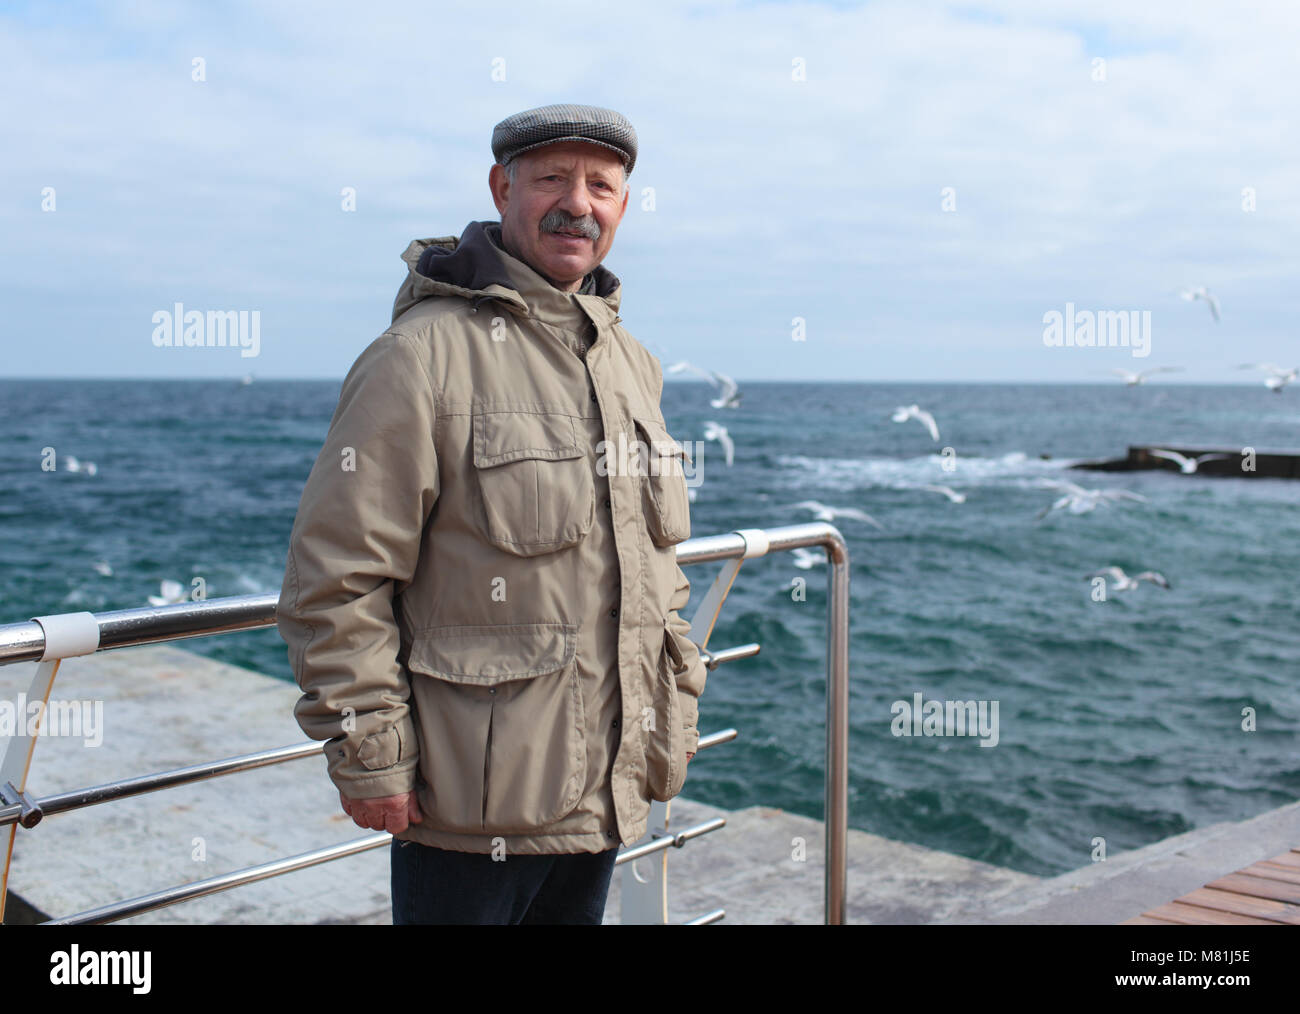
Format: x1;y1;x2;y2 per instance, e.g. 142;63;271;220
492;103;637;175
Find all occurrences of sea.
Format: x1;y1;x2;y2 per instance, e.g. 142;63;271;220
2;378;1298;877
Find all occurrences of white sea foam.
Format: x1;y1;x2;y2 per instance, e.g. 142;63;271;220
773;451;1076;493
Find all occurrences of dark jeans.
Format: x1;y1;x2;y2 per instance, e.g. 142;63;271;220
390;838;619;925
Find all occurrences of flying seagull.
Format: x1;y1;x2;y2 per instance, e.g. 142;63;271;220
790;500;884;529
1180;286;1220;322
790;547;826;570
919;484;967;504
708;371;742;409
92;560;113;577
1086;566;1171;592
666;361;742;409
1238;362;1298;393
702;420;734;466
891;404;940;442
1147;448;1230;474
1110;367;1184;387
1034;480;1147;520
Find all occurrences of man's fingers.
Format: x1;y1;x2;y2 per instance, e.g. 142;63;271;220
339;792;420;832
384;807;409;835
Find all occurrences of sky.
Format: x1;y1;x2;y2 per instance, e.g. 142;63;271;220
2;0;1297;381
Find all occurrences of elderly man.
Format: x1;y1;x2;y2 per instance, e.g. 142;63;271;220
276;104;708;925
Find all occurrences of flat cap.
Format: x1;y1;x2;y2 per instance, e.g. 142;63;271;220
492;103;637;175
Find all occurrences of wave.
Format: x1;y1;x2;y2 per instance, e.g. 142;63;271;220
773;450;1077;491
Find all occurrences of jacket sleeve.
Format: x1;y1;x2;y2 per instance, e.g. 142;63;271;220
666;561;708;755
276;331;439;800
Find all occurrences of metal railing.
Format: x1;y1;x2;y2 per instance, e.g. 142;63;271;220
0;521;850;925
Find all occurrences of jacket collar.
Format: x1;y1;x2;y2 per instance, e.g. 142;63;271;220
394;220;622;333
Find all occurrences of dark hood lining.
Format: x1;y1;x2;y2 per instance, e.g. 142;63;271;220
415;220;620;299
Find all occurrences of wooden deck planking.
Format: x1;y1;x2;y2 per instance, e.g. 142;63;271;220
1123;850;1300;925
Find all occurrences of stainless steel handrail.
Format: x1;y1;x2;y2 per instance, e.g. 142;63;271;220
46;752;735;927
0;593;279;666
1;521;850;924
0;742;324;829
613;817;728;864
45;832;394;926
0;729;740;831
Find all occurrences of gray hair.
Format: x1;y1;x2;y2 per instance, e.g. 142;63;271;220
504;156;628;196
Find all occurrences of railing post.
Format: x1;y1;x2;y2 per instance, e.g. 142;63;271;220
824;534;851;925
1;658;62;923
620;798;671;924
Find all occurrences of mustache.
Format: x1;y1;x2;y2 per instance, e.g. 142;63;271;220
539;209;600;241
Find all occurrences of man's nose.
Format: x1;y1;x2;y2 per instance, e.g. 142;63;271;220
555;177;594;220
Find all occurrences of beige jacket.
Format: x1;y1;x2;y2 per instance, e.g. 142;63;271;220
276;220;707;854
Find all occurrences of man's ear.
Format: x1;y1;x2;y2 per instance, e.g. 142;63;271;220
616;181;629;224
488;163;510;217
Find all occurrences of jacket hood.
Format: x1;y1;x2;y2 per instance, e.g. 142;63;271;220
392;220;622;328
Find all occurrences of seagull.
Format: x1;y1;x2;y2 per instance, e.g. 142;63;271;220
666;360;711;382
64;455;98;476
790;547;825;569
708;372;742;409
1180;286;1220;322
92;560;113;577
1147;448;1230;474
790;500;884;529
1034;480;1147;520
891;405;940;442
147;579;188;606
1238;362;1298;393
702;421;734;466
919;484;966;504
1086;566;1171;592
666;361;742;408
1110;367;1184;386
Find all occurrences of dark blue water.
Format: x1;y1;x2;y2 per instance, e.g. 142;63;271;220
2;379;1298;875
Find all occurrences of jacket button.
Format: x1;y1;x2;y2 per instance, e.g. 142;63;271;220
489;688;497;695
609;607;618;618
605;830;616;839
612;718;620;729
604;497;611;509
590;392;598;403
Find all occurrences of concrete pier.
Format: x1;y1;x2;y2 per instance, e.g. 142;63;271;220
4;643;1294;924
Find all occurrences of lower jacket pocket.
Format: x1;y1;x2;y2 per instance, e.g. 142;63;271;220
405;623;587;834
644;626;687;803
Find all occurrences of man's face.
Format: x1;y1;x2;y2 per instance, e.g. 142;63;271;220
489;141;629;293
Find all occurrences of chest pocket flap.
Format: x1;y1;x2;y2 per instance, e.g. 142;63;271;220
633;415;692;547
471;408;595;556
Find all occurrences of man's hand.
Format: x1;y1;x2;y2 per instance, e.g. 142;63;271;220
339;790;423;834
